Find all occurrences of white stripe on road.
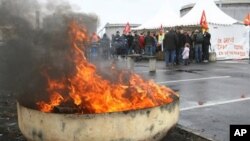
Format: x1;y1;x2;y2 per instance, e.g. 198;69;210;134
181;97;250;111
157;76;231;84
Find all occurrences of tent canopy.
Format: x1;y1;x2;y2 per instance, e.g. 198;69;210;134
177;0;238;26
133;4;180;30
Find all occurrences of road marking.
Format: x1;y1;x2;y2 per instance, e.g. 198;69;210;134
181;97;250;111
157;76;231;84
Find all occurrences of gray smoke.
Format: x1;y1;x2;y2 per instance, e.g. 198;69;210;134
0;0;99;108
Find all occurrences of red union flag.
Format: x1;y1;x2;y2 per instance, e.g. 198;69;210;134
123;22;131;34
243;13;250;26
200;10;208;29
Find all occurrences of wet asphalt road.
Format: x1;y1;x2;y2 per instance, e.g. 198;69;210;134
134;59;250;141
0;59;249;141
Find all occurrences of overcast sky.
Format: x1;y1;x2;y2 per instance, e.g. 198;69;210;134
68;0;205;30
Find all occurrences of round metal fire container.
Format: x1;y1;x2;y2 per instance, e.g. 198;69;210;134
17;96;179;141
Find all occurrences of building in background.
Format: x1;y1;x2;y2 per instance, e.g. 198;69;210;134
180;0;250;22
102;23;140;39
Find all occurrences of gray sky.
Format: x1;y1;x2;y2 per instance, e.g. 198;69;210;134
68;0;200;30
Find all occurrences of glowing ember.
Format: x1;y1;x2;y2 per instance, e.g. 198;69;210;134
36;21;177;114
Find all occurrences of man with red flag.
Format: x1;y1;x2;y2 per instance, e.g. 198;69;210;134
200;10;211;63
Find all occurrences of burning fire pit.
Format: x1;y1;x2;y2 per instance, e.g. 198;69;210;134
17;96;179;141
17;21;179;141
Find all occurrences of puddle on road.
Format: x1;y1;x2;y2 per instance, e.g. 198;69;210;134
175;69;205;74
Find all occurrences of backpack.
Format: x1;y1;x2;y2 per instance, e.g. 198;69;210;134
196;33;204;43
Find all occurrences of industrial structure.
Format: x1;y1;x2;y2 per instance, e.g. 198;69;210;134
180;0;250;22
102;23;140;39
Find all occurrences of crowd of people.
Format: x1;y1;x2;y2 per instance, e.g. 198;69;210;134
163;28;211;66
88;28;211;67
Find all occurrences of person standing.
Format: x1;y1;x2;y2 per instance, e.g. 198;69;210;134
184;31;193;63
132;31;140;54
138;32;145;54
90;32;100;58
163;28;178;67
176;29;186;65
144;31;155;56
203;30;211;62
193;29;203;63
182;43;190;65
126;32;134;54
152;33;158;55
112;31;121;58
158;30;165;51
120;32;128;56
100;33;111;59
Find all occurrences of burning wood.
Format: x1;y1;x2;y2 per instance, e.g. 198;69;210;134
36;21;178;114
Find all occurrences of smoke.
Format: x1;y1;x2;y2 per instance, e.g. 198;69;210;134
0;0;99;108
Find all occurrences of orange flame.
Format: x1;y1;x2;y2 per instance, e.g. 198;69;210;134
37;21;177;114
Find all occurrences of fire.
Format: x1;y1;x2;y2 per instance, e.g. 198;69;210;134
37;21;177;114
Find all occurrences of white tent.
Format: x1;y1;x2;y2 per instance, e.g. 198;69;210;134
177;0;249;60
133;5;180;30
177;0;238;26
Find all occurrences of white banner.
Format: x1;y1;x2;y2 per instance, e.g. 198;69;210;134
209;24;249;60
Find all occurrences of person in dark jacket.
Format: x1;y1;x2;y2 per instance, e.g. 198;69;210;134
163;28;178;66
176;29;186;65
192;29;203;63
126;32;134;54
132;31;140;54
100;33;110;59
184;31;193;62
203;30;211;62
119;33;128;56
144;31;155;55
111;31;122;57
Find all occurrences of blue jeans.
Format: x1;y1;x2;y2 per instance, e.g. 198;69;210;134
152;45;156;55
165;50;176;65
145;45;153;55
176;47;184;64
91;47;98;57
195;44;202;63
